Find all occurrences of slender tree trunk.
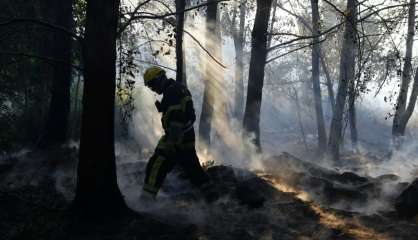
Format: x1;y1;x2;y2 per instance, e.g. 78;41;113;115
328;0;358;162
348;75;358;149
38;0;74;148
320;53;336;111
233;0;246;121
72;73;82;139
399;68;418;134
73;0;127;216
293;88;308;150
175;0;187;86
392;0;416;148
311;0;327;151
267;0;277;48
199;0;218;147
243;0;273;151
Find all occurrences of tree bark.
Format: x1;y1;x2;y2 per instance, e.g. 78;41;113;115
175;0;187;87
242;0;273;151
320;53;336;112
311;0;327;151
199;0;219;147
73;0;127;216
348;74;358;149
328;0;358;162
267;0;277;48
233;0;246;121
392;0;416;148
399;67;418;135
38;0;73;148
293;87;308;150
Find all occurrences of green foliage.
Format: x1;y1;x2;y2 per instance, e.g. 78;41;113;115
74;0;87;36
0;0;58;150
116;4;141;138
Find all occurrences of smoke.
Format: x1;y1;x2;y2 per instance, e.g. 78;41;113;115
3;2;414;222
123;8;413;219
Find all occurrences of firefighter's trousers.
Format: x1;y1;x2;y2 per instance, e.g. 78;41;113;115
143;137;209;196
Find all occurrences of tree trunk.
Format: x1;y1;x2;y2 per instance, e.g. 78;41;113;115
267;0;277;48
293;88;308;150
392;0;415;148
71;73;82;139
348;75;358;149
311;0;327;151
398;68;418;136
38;0;73;148
328;0;358;162
199;0;219;147
73;0;127;217
175;0;187;87
274;1;336;111
320;53;336;111
233;0;246;121
242;0;273;151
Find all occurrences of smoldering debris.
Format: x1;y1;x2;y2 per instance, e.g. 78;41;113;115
261;152;409;213
395;178;418;218
0;147;77;191
114;150;418;239
3;147;418;239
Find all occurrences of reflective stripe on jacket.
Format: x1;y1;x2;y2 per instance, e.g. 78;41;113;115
158;79;196;145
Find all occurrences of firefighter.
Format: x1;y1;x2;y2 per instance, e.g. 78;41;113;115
141;66;218;202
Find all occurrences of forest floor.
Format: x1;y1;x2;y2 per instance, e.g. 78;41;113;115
1;147;418;239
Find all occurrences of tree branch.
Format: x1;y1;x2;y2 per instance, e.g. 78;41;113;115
183;28;227;68
134;59;176;72
0;18;82;42
118;0;154;36
266;39;326;64
128;0;230;21
0;51;83;71
322;0;346;17
159;15;227;68
268;3;417;51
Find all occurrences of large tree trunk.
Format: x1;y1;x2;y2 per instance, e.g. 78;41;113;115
73;0;127;216
175;0;187;86
233;0;246;121
199;0;219;147
242;0;273;151
328;0;358;162
38;0;73;148
392;0;416;148
311;0;327;151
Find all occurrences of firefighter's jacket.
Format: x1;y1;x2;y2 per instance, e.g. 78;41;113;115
156;79;196;152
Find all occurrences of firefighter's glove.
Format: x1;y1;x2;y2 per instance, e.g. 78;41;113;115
155;100;162;112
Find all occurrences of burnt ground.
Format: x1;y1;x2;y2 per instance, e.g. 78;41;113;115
1;147;418;240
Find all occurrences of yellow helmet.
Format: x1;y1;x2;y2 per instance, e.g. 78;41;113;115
143;66;165;85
